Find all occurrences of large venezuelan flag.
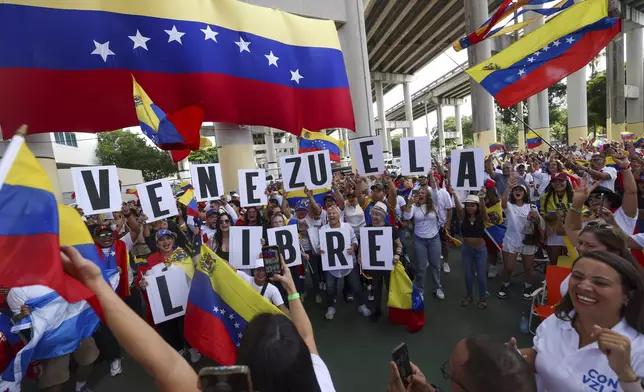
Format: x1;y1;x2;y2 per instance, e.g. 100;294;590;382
466;0;620;108
285;188;332;208
387;262;424;333
0;0;355;137
298;129;344;162
0;133;94;304
184;246;281;365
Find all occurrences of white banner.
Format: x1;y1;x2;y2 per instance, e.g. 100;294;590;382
267;225;302;267
191;163;224;201
71;165;122;215
145;266;190;324
450;148;485;191
229;226;264;270
400;136;431;176
350;137;385;176
238;169;267;207
136;179;178;223
319;226;353;271
359;227;394;271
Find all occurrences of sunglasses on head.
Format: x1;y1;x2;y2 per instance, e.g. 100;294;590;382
585;221;613;230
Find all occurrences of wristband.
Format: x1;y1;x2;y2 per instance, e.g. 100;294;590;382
287;293;301;302
569;206;584;214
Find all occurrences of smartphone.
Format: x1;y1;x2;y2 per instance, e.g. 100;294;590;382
261;245;282;278
392;343;412;387
198;366;253;392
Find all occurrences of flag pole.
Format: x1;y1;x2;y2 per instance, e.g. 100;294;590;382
506;108;568;157
0;125;28;193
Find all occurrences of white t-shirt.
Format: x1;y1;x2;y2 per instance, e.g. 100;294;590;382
503;203;533;248
403;205;439;239
599;166;617;192
312;354;336;392
236;271;284;307
7;285;54;314
343;204;366;239
434;188;454;226
534;315;644;392
318;222;358;278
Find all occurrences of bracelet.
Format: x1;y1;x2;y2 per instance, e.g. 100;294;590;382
569;206;584;214
287;293;301;302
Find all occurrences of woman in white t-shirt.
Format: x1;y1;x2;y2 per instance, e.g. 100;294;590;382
229;258;289;315
511;251;644;392
498;175;545;301
237;257;336;392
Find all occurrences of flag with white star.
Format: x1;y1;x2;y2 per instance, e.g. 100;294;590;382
184;245;282;366
298;128;344;162
0;0;355;138
465;0;620;108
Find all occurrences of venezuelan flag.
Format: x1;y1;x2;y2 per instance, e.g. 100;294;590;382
179;181;194;192
527;131;543;149
489;143;507;153
184;246;281;365
635;137;644;148
298;129;344;162
178;188;200;218
285;187;332;208
0;130;94;304
133;77;204;163
621;132;635;141
466;0;620;108
0;0;355;138
387;262;424;333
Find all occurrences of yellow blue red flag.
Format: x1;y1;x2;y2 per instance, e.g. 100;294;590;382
298;129;344;162
527;131;543;149
387;262;424;333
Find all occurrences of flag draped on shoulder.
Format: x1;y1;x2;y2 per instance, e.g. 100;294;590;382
388;262;424;333
465;0;620;108
0;132;95;304
184;246;282;365
298;129;344;162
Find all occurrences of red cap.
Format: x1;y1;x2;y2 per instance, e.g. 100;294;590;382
484;178;496;189
551;172;568;182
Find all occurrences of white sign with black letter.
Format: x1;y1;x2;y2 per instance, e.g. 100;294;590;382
229;226;263;270
279;154;308;192
238;169;267;207
136;179;178;223
146;266;190;324
280;151;332;192
320;226;353;271
267;225;302;267
450;148;485;191
359;227;394;271
71;165;122;215
400;136;431;176
350;137;385;176
191;163;224;202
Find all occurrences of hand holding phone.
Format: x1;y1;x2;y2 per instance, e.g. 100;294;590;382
261;245;282;278
392;343;413;387
198;366;253;392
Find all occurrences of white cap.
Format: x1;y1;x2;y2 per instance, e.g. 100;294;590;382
253;258;265;269
372;201;388;213
232;193;240;198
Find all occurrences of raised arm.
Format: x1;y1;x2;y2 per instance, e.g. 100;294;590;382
614;152;637;218
564;181;599;246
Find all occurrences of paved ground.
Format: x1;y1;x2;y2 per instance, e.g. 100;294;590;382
24;249;539;391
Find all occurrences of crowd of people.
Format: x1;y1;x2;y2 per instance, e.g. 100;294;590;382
1;138;644;391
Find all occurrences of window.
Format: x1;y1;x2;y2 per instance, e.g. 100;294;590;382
54;132;78;147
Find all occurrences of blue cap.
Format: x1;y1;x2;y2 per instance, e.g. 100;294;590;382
295;200;309;211
206;208;219;217
155;229;175;241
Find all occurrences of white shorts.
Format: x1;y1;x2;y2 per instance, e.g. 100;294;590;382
503;241;537;256
546;234;565;247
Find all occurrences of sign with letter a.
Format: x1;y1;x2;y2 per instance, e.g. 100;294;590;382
229;226;263;269
136;179;179;223
190;164;224;202
267;225;302;267
350;137;385;176
359;227;394;271
319;226;352;271
238;169;267;207
71;165;122;215
450;148;485;191
400;136;431;176
146;266;190;324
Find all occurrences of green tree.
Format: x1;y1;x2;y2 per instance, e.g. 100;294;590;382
188;147;219;164
587;71;607;137
96;130;178;181
391;135;401;157
430;115;473;149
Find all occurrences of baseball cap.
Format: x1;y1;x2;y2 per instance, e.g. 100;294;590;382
92;225;112;237
551;172;568;182
155;229;176;241
295;200;309;211
206;208;219;217
371;182;385;191
253;258;265;269
372;201;388;214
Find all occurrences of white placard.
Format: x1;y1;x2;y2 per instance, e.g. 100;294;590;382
359;227;394;271
450;148;485;191
280;154;308;192
400;136;431;176
267;225;302;267
191;163;224;201
350;137;385;176
136;179;178;223
146;266;190;324
238;169;267;207
319;226;353;271
303;150;332;190
229;226;263;269
71;165;122;215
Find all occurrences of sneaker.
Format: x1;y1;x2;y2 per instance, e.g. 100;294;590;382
497;285;510;299
315;294;323;304
325;307;336;320
434;288;445;300
487;264;498;279
522;285;535;300
443;263;451;273
358;304;372;317
189;348;201;364
109;359;122;377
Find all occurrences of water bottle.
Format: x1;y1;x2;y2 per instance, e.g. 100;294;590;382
520;312;529;334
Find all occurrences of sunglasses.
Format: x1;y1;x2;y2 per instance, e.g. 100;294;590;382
97;232;113;240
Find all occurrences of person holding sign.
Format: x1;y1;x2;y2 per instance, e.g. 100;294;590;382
318;206;371;321
225;259;289;314
454;191;489;310
211;213;234;261
359;202;403;323
403;181;444;300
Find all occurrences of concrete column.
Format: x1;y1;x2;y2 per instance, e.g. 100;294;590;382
178;158;191;181
517;102;525;150
342;129;350;158
608;38;626;141
437;104;446;159
464;0;496;147
264;128;279;179
214;123;256;193
375;80;389;155
627;27;644;136
24;134;62;202
403;82;415;137
524;4;549;151
567;68;588;143
424;101;430;137
455;104;463;148
338;0;374;137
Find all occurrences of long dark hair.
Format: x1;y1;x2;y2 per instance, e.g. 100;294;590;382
508;185;528;205
556;251;644;333
543;181;573;214
237;313;322;392
213;212;233;251
415;186;434;215
243;206;263;226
